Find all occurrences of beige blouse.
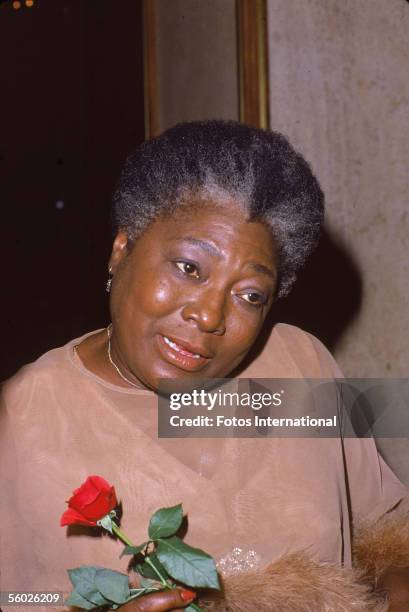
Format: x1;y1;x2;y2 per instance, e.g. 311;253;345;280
1;324;407;601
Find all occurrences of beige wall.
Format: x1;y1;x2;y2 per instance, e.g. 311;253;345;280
155;0;238;131
266;0;409;378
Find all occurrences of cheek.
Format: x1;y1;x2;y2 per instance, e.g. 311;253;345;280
223;309;265;356
132;274;181;318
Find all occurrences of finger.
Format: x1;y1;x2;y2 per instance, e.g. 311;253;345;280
121;588;196;611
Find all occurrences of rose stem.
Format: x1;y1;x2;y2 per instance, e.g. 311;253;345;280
110;523;134;547
111;524;169;588
111;524;203;610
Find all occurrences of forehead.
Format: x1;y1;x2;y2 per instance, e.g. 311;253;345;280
138;198;276;261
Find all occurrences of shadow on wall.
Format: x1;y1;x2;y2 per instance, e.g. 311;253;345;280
272;227;363;351
237;226;363;370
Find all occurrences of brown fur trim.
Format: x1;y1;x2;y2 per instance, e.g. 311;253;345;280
353;513;409;585
199;552;387;612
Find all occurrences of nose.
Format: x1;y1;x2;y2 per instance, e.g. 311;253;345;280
181;288;227;335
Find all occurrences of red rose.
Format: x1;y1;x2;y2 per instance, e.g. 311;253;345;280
60;475;117;527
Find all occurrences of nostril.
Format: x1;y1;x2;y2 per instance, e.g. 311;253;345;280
181;298;226;334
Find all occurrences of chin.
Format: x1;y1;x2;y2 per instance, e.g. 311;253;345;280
146;365;210;395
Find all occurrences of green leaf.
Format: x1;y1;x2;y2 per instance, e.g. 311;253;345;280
94;568;130;605
64;589;97;610
133;553;169;580
156;537;220;589
68;566;103;588
148;504;183;539
120;542;148;558
67;566;110;607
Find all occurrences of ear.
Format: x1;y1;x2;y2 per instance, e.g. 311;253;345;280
108;231;130;273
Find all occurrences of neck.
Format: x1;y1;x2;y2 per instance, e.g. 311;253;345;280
106;326;146;390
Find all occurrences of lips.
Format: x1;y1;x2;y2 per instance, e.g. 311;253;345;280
157;334;213;372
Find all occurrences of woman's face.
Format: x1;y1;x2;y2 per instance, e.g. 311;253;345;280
108;199;278;391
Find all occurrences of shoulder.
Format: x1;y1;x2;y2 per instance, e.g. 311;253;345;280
277;324;343;376
3;342;71;398
1;333;95;422
238;323;343;378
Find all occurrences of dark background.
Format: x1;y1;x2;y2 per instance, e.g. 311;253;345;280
0;0;364;382
0;0;145;380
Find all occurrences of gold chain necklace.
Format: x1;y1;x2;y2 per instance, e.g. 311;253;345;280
106;325;142;389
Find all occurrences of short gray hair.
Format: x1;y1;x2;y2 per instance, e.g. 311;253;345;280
112;120;324;298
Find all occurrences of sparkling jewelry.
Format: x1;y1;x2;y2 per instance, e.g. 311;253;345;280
217;547;262;576
106;324;142;389
106;267;113;293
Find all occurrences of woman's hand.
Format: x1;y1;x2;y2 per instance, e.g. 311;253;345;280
117;588;196;611
377;566;409;611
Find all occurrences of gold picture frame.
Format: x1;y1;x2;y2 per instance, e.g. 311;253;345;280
143;0;269;139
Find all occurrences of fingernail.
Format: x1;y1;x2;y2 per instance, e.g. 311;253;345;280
180;589;196;602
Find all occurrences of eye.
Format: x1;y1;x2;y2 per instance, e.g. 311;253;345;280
175;261;200;279
240;292;268;307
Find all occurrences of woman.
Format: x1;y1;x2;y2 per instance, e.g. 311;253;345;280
1;121;409;611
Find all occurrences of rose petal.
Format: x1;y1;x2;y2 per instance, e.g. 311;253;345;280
69;476;105;510
61;476;117;526
60;507;97;527
75;487;116;521
88;475;113;490
71;476;114;506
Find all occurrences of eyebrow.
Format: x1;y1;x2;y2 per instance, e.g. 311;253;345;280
177;237;277;281
178;237;221;258
248;262;277;281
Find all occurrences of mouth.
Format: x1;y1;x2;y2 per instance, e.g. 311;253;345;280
157;334;213;372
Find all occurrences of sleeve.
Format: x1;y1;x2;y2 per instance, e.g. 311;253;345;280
0;382;24;589
306;332;409;585
346;439;409;584
0;376;45;594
